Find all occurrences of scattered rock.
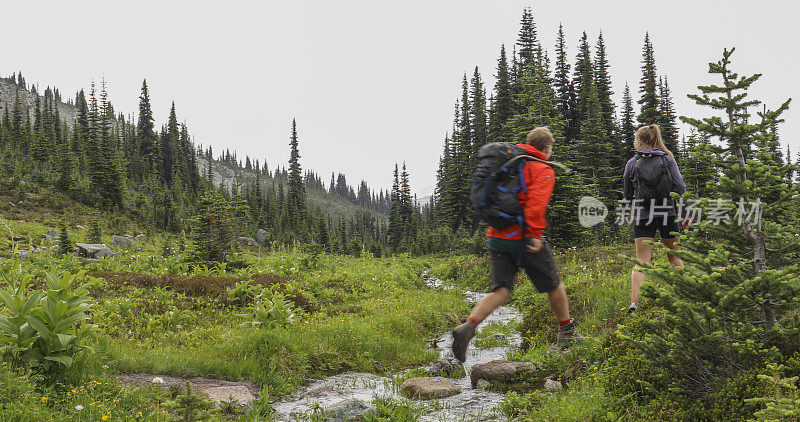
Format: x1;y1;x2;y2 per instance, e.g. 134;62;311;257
238;237;258;246
255;228;269;245
400;377;461;399
112;235;135;248
42;228;59;240
76;225;87;231
544;378;562;392
201;386;256;411
470;359;538;391
118;373;260;410
135;234;146;241
424;356;465;378
25;193;39;200
75;243;113;259
13;246;48;258
372;360;385;372
80;258;101;265
476;379;490;389
326;398;376;422
491;333;507;342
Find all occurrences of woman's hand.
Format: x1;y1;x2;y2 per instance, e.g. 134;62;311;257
682;217;692;230
527;238;544;253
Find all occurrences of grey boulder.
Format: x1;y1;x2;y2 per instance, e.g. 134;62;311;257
470;359;538;390
544;378;563;392
424;356;465;378
75;243;114;259
238;237;258;246
255;228;269;245
201;385;256;411
400;377;461;399
112;235;135;248
42;228;59;240
326;398;376;421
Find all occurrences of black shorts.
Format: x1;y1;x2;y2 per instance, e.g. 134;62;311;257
490;242;561;294
634;218;680;239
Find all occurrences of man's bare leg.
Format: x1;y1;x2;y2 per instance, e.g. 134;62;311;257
468;287;511;322
547;284;570;322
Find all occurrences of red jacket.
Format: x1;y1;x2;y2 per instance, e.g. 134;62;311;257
487;143;554;240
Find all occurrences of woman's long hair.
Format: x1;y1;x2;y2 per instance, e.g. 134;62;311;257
634;124;673;157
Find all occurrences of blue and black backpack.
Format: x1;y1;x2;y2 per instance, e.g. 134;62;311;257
470;142;567;233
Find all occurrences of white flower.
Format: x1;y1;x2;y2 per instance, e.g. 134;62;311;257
75;405;84;411
152;377;164;384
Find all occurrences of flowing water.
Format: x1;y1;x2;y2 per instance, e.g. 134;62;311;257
271;276;523;421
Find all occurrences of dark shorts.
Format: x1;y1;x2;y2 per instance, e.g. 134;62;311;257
490;241;561;294
634;218;681;239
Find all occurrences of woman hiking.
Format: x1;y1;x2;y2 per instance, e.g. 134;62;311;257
622;124;690;313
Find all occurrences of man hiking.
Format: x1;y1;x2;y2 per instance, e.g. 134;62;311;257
451;127;585;362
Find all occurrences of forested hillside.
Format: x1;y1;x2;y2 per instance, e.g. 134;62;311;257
0;75;395;254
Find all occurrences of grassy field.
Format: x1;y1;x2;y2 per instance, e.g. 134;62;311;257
1;211;707;421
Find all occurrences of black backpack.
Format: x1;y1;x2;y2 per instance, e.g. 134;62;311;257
470;142;564;230
633;152;674;201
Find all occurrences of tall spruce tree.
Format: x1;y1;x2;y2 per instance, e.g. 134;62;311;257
469;67;488;153
638;32;660;125
286;119;306;230
137;80;157;181
488;45;515;143
553;24;573;127
620;83;637;161
593;31;616;139
658;76;680;154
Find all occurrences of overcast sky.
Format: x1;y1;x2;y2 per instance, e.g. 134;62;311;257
5;1;797;195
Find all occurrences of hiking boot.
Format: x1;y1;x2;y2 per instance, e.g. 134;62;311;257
451;321;476;363
627;303;639;314
547;319;587;353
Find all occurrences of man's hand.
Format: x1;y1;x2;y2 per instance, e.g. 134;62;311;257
682;217;692;230
527;237;543;253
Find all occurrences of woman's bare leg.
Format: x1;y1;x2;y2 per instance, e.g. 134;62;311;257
662;237;684;267
631;238;654;304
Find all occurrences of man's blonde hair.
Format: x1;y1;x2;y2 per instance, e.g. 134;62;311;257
525;127;555;151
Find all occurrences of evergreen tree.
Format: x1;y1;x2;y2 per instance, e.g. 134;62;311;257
59;222;72;255
388;164;402;248
488;45;515;143
469;67;488;153
638;32;660;125
286;119;306;230
572;32;594;124
553;24;573;126
658;76;680;154
593;31;616;138
620;83;636;160
516;7;542;72
137;80;157;180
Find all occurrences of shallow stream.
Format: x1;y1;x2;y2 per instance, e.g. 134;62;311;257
271;276;523;421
